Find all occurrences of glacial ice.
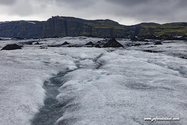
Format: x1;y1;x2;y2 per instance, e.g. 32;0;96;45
0;37;187;125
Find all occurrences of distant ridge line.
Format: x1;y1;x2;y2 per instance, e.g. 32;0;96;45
0;16;186;38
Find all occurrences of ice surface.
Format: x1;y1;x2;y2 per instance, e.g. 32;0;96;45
0;37;187;125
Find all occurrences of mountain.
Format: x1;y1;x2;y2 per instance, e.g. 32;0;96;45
41;16;131;38
0;21;44;38
0;16;187;38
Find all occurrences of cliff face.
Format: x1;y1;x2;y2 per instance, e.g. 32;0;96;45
0;16;130;38
41;17;67;37
41;16;129;38
0;16;187;38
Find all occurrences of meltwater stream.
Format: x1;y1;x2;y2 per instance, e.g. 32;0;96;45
31;70;76;125
31;53;104;125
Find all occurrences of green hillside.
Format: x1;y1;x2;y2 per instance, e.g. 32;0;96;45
138;23;187;36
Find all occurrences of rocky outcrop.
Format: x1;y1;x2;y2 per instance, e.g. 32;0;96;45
154;41;162;45
62;41;70;45
1;44;22;50
94;44;101;48
85;42;94;47
103;38;123;48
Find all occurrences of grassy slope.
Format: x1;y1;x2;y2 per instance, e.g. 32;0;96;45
139;23;187;36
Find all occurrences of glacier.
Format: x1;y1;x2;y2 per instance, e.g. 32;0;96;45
0;37;187;125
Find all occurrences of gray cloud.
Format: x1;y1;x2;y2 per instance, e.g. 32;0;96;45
54;0;99;9
0;0;187;25
102;0;187;23
5;0;33;16
106;0;150;6
0;0;17;5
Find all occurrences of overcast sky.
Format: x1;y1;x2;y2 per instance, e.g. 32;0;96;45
0;0;186;25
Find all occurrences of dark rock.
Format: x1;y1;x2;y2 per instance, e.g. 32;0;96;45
34;42;40;45
85;42;94;46
1;44;22;50
172;53;187;59
143;50;163;53
130;36;139;41
181;35;187;40
94;44;101;48
103;38;123;48
62;41;70;45
24;41;33;45
40;46;48;49
20;41;38;45
147;46;156;48
134;43;141;46
144;43;150;45
144;39;150;42
48;41;70;47
48;44;63;47
33;38;39;39
94;39;108;48
68;44;83;47
154;41;162;45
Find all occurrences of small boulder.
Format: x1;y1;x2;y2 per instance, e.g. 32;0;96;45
62;41;70;45
1;44;22;50
130;36;139;41
40;46;48;49
34;42;40;45
154;41;162;45
48;42;70;47
85;42;94;46
103;38;123;48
